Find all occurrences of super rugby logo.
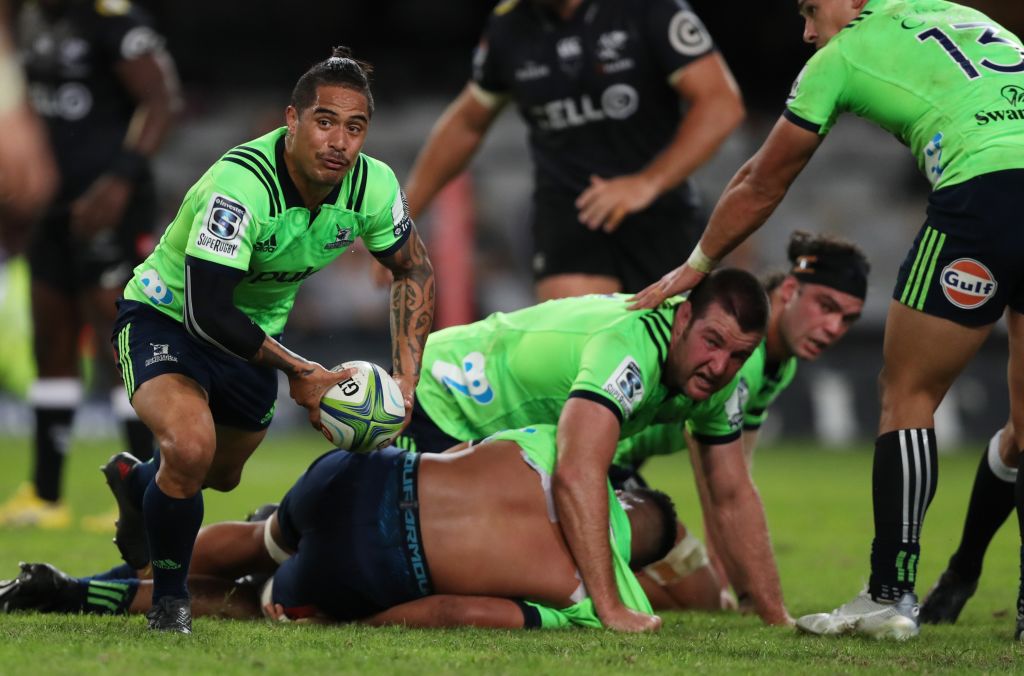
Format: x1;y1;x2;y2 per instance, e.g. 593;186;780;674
197;193;249;259
940;258;997;309
604;357;644;418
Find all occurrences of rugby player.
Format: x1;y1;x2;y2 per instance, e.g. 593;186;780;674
399;0;743;300
0;0;180;529
630;0;1024;640
398;269;792;629
614;231;868;611
99;47;435;633
0;426;678;629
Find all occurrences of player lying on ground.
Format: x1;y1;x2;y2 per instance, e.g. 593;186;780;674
0;425;718;628
613;230;867;612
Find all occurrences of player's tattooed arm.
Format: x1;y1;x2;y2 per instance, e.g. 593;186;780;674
252;337;350;429
379;223;435;408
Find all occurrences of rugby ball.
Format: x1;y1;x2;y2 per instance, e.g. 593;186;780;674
318;361;406;453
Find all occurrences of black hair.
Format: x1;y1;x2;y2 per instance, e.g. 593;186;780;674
687;267;770;335
763;230;870;292
290;46;375;117
627;487;679;569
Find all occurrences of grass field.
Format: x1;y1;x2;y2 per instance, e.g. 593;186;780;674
1;433;1022;674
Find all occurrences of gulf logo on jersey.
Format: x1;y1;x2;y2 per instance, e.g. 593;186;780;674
940;258;997;310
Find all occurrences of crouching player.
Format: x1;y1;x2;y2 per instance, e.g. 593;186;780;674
613;231;868;611
0;425;682;629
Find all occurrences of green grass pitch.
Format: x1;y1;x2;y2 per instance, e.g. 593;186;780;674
1;433;1022;674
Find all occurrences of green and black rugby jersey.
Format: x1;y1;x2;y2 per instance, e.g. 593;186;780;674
417;293;742;444
124;127;411;335
785;0;1024;190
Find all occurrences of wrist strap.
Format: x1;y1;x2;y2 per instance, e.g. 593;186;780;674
686;243;717;274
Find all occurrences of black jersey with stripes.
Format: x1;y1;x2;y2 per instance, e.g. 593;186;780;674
123;127;411;336
17;0;165;196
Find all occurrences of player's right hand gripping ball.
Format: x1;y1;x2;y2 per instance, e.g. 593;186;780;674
319;361;406;453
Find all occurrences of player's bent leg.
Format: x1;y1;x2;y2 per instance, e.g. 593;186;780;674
637;527;722;611
534;273;620;302
870;303;991;602
131;373;217;634
202;425;267;493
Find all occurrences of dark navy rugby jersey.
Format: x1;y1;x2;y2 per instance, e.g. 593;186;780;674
17;0;164;195
473;0;716;206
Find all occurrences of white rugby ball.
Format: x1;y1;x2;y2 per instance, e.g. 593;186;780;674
318;361;406;453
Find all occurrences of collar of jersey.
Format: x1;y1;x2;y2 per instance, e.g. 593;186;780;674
274;134;344;212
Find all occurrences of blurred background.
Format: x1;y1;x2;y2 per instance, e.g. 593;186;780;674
0;0;1020;445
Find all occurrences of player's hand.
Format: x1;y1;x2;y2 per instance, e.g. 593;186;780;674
369;258;393;288
287;362;355;430
70;174;133;240
575;174;658;233
390;373;416;432
598;605;662;633
628;264;707;310
0;103;58;223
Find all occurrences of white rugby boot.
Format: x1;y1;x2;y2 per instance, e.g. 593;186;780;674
796;589;920;640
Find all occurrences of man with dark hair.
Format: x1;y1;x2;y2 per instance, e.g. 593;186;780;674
396;268;790;630
1;426;679;630
0;0;179;529
99;46;435;633
631;0;1024;641
614;230;868;613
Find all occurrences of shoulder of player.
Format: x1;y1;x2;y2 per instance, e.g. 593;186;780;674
340;153;399;215
206;132;287;219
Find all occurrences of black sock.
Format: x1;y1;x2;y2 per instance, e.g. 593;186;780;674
869;429;939;601
143;481;203;602
123;419;155;463
82;563;139;582
127;450;160;508
33;407;74;503
948;433;1016;580
80;578;140;615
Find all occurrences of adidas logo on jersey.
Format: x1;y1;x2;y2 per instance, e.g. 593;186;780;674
254;234;277;253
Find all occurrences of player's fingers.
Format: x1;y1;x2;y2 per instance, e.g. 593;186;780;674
330;367;357;385
602;206;628;233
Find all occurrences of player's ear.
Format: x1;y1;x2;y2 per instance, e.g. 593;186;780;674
673;302;693;340
779;275;799;305
285;106;299;138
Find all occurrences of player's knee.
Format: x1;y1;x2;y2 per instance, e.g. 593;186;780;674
156;432;215;490
204;467;244;492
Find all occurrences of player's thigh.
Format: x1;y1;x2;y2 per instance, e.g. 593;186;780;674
611;198;703;293
879;301;992;431
203;424;268;492
535;273;621;301
29;278;81;375
529;193;617;287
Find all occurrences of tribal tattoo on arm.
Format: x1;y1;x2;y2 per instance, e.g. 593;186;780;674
380;223;435;382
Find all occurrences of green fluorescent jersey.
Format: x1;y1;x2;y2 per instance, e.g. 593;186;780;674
417;294;741;444
487;425;653;629
612;340;795;468
785;0;1024;190
740;340;798;430
124;127;411;335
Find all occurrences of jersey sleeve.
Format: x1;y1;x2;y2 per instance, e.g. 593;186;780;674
784;42;850;136
92;0;164;65
687;376;743;444
744;358;797;430
644;0;717;80
613;422;686;469
471;7;510;96
357;158;412;258
182;161;269;272
570;330;661;424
